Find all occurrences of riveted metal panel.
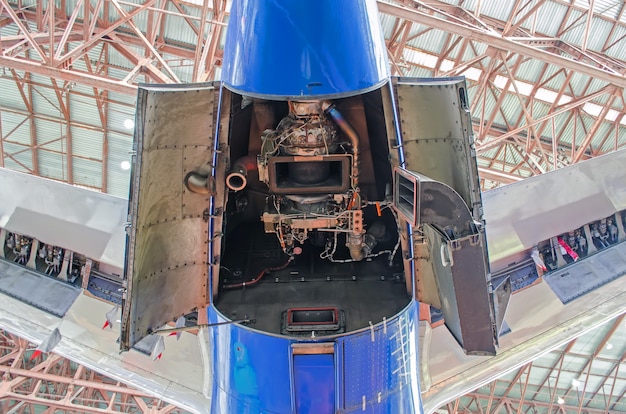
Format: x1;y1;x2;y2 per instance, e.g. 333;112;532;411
120;83;217;350
394;77;482;222
423;225;496;355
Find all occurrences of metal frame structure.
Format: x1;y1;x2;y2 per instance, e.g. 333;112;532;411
379;0;626;189
0;329;189;414
440;314;626;414
1;0;625;412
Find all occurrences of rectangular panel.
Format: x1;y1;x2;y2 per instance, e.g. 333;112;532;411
6;207;110;261
293;353;335;414
543;241;626;303
121;84;218;350
0;260;80;317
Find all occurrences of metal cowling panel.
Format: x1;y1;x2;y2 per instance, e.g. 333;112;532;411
393;77;482;221
121;83;218;351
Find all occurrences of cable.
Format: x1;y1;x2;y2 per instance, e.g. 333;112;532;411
222;256;294;289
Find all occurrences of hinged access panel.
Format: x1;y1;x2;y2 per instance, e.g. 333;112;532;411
121;84;219;351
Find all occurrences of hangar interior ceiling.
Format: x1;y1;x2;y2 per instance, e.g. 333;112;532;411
0;0;625;413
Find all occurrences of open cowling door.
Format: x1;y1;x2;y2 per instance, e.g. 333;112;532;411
120;84;219;351
392;77;501;355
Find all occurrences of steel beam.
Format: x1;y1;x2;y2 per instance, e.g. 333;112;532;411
376;1;626;88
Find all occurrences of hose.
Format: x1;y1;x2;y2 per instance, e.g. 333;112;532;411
222;256;294;289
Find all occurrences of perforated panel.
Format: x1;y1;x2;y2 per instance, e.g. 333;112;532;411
342;316;412;410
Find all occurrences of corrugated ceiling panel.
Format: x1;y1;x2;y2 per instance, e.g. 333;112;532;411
442;34;468;62
604;24;626;59
72;156;103;189
402;66;433;78
0;77;27;109
542;66;570;91
548;111;572;141
379;13;397;39
581;18;614;51
162;53;194;83
482;90;523;128
2;158;29;172
85;43;106;67
559;9;586;46
464;42;488;61
0;20;19;36
528;100;551;123
105;43;144;71
479;1;515;21
68;81;100;99
1;112;30;145
566;71;609;96
29;75;65;118
494;93;521;127
590;121;615;149
571;113;596;147
108;89;137;105
163;0;204;45
34;118;64;152
71;126;103;160
106;131;133;198
406;27;448;55
600;128;625;153
37;149;66;181
503;147;526;170
477;145;501;160
29;73;55;87
515;57;549;84
117;1;148;33
2;140;32;171
69;94;103;127
553;113;577;147
584;0;623;19
107;96;136;137
534;2;568;36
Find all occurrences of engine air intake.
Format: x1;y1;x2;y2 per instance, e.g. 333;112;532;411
268;155;350;195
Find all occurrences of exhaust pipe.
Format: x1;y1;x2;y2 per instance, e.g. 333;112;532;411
226;155;257;191
322;101;359;190
184;171;215;195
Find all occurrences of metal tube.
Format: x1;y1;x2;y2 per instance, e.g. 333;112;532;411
322;101;359;190
226;155;257;191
